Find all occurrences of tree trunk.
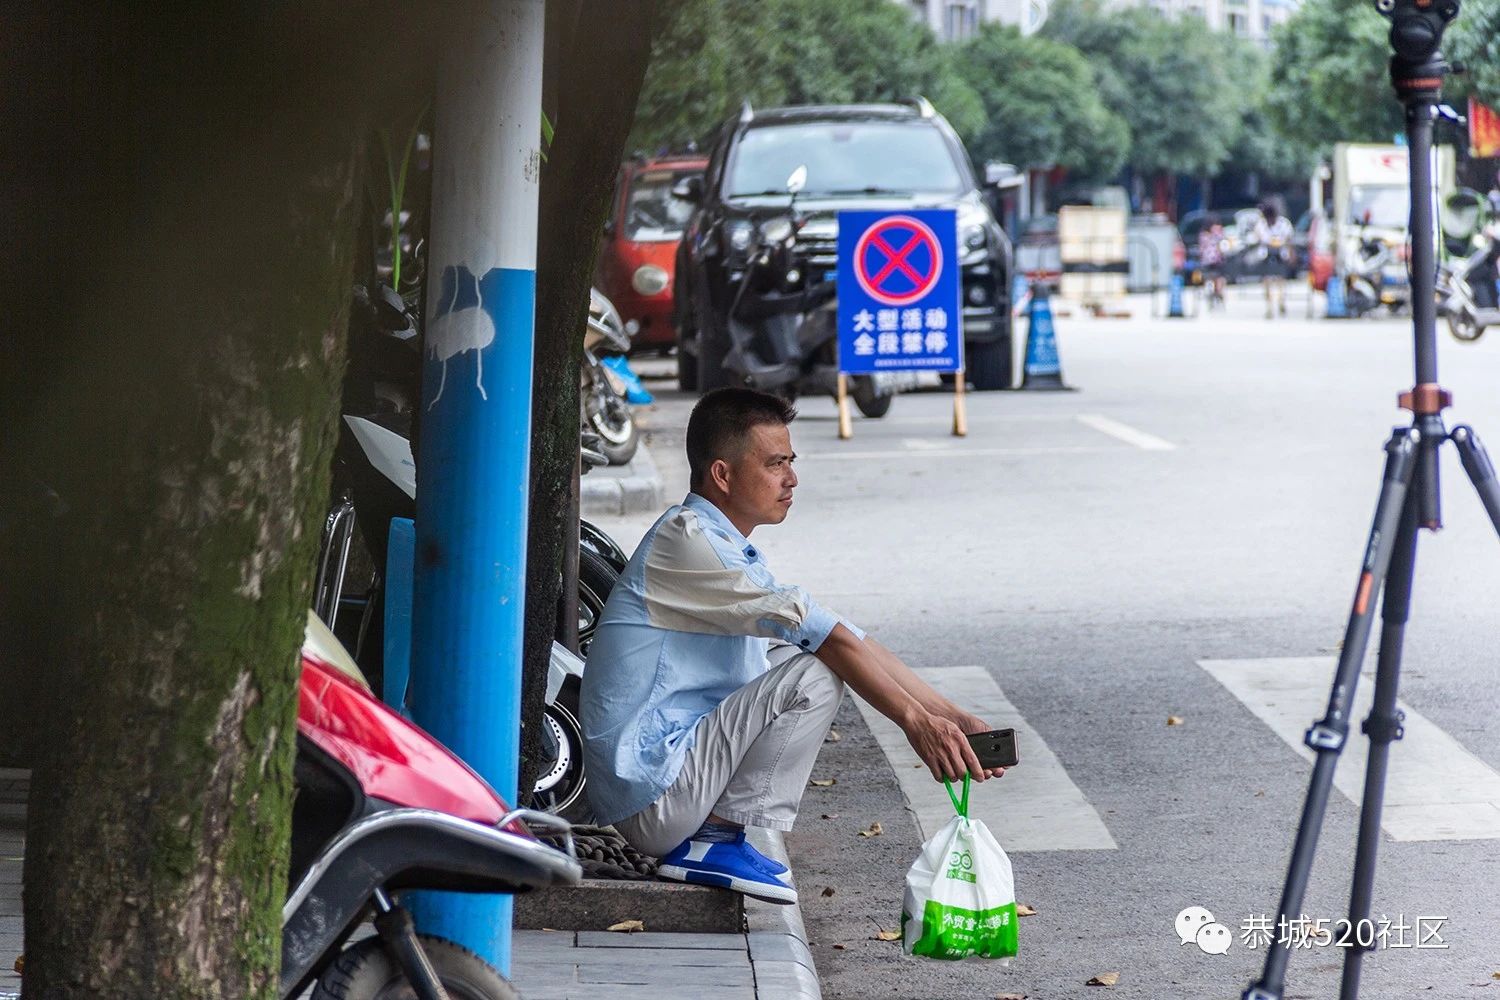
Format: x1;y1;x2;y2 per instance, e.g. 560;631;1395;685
519;0;658;802
2;6;420;997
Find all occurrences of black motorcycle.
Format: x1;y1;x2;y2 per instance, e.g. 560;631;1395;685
693;166;903;417
1437;192;1500;343
319;283;624;824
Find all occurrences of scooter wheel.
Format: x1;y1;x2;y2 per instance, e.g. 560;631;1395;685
850;378;893;418
314;934;520;1000
1448;311;1485;342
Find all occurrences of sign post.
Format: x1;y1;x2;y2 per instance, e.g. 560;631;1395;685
837;209;965;437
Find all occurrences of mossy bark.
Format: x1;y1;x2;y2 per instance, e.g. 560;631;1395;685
0;5;426;997
519;0;659;800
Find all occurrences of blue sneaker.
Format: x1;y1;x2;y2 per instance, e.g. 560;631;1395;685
656;836;797;904
734;832;789;878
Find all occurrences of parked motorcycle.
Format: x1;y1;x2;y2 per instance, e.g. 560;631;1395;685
698;165;905;416
286;613;580;1000
1341;223;1410;318
582;289;640;466
317;413;616;825
322;283;627;825
1438;208;1500;343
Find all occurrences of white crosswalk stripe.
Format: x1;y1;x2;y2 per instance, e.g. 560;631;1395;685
852;665;1117;851
1075;413;1176;451
1199;657;1500;841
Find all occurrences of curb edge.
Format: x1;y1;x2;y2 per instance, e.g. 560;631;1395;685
580;438;663;516
745;829;821;1000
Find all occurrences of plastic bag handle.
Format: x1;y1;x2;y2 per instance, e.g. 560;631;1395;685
943;774;971;818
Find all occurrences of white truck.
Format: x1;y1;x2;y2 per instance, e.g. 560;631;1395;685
1319;142;1456;269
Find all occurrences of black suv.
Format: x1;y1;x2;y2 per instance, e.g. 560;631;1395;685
673;100;1016;391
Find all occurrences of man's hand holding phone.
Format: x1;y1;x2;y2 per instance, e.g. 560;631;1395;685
902;709;1004;782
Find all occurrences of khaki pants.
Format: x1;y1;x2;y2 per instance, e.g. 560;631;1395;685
615;646;844;858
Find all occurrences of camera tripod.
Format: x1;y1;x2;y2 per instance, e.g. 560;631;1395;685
1243;2;1500;999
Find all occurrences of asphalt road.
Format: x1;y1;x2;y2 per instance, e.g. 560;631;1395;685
594;283;1500;999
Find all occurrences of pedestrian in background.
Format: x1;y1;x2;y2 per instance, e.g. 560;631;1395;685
1198;218;1228;309
1252;201;1295;319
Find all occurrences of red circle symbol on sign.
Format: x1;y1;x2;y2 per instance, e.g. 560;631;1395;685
853;215;944;307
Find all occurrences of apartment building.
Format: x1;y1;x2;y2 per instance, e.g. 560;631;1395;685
903;0;1297;43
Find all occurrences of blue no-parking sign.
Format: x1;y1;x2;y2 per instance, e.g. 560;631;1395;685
836;209;962;374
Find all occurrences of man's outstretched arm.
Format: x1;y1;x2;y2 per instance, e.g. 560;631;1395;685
861;636;991;736
815;624;991;783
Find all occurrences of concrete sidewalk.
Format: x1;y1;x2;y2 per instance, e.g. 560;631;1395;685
581;431;664;516
1;770;25;1000
510;828;818;1000
0;772;818;1000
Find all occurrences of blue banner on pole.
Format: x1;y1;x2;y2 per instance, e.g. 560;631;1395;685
837;209;963;373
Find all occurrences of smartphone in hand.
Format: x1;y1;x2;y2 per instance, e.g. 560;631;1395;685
967;728;1019;770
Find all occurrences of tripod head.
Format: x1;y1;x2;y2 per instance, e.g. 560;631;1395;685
1374;0;1459;103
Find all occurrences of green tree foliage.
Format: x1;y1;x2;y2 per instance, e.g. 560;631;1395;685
631;0;981;151
954;24;1128;179
1043;0;1241;177
1221;39;1318;182
1449;0;1500;110
1263;0;1404;156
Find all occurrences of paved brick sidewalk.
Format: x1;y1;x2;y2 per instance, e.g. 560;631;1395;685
511;930;754;999
1;769;26;1000
0;772;818;1000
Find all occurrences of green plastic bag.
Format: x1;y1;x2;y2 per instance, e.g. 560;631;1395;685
900;776;1019;962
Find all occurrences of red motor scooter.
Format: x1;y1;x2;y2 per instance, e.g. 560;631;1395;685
284;615;579;1000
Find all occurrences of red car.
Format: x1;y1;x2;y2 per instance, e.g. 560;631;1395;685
596;155;707;351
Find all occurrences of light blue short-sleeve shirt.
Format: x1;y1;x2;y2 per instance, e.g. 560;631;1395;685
579;493;862;826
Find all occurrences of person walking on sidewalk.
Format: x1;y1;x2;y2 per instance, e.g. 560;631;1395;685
580;387;1003;904
1251;201;1295;319
1198;218;1228;309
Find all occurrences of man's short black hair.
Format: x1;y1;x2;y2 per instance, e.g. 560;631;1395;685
686;387;797;490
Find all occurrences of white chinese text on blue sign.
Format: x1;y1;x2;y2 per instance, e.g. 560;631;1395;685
836;209;963;374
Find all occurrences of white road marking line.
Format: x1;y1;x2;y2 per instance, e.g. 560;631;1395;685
1075;413;1176;451
900;438;950;450
799;445;1115;461
1199;657;1500;841
852;665;1118;851
875;413;1072;426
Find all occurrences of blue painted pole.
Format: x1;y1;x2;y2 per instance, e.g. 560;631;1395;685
408;0;544;975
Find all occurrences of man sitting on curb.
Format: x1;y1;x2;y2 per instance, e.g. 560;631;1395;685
580;387;1003;904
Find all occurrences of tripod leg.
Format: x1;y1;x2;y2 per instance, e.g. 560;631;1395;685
1451;426;1500;538
1245;428;1418;1000
1339;495;1418;1000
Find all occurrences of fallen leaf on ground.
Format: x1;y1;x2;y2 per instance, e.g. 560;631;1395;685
832;943;847;950
1016;903;1037;916
1087;971;1120;987
821;886;836;898
606;919;645;933
14;955;23;974
874;929;902;941
825;729;842;743
810;778;837;787
858;821;884;838
995;993;1028;1000
1492;972;1500;980
821;813;840;820
1166;715;1185;727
